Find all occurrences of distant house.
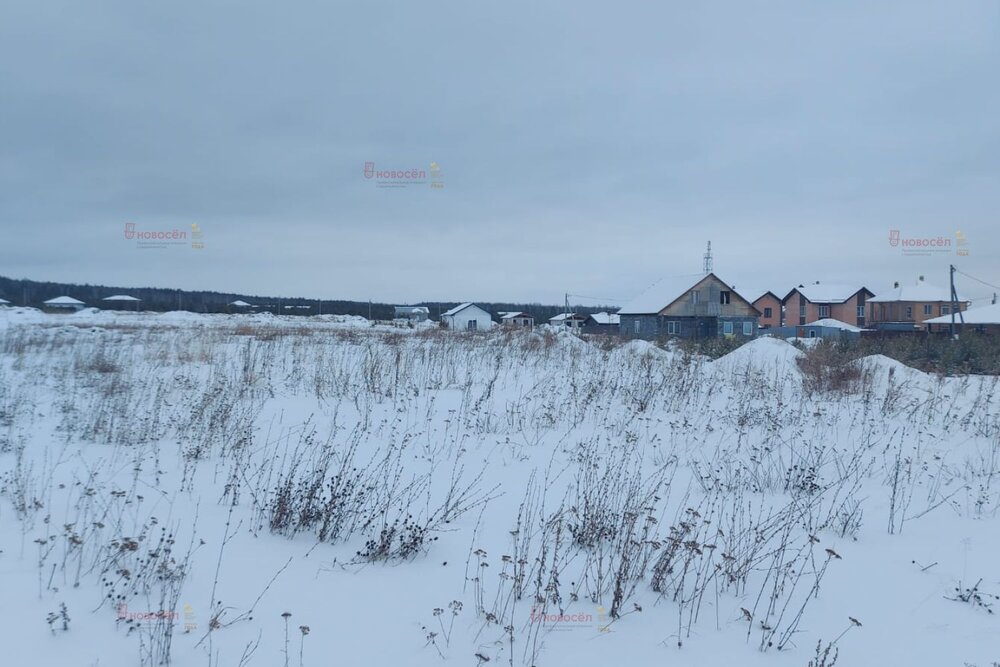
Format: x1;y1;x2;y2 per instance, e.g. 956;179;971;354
102;295;141;311
394;306;430;322
441;303;493;331
229;300;253;311
868;277;969;331
618;273;759;339
925;302;1000;335
0;297;10;307
751;291;783;329
498;311;534;328
767;318;865;341
548;313;587;329
42;296;86;312
582;311;620;334
782;283;872;328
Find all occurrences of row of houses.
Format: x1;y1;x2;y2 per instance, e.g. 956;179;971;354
430;303;620;333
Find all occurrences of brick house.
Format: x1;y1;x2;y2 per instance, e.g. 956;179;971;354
751;291;783;329
782;283;872;328
868;278;969;330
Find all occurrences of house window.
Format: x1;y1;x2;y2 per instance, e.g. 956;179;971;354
808;330;817;338
857;306;865;319
666;321;681;335
923;304;932;316
818;305;830;318
764;307;773;318
799;305;806;317
905;306;913;319
742;322;752;336
467;320;477;331
720;291;731;305
692;291;700;304
634;319;641;333
723;321;734;335
941;305;951;315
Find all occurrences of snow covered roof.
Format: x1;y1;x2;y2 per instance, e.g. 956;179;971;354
618;273;753;315
394;306;430;314
43;296;85;305
0;298;10;305
869;281;956;303
229;300;253;307
804;318;864;333
549;312;586;322
925;302;1000;325
785;284;868;304
617;273;711;315
441;302;474;317
102;294;141;301
499;311;531;320
587;312;620;325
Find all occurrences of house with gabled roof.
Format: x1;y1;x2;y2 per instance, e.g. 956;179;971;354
750;291;782;329
782;282;873;328
548;313;587;329
498;311;534;328
441;303;493;331
617;273;759;339
868;277;969;330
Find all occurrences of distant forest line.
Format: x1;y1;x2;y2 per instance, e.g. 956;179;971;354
0;276;614;321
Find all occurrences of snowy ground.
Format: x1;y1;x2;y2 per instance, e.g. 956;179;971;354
0;308;998;666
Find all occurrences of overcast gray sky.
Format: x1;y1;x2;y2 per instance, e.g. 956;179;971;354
1;0;998;306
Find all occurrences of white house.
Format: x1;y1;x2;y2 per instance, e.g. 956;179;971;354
441;303;493;331
548;313;587;329
43;296;86;312
498;311;534;328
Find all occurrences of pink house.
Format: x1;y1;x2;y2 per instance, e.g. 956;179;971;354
782;283;873;328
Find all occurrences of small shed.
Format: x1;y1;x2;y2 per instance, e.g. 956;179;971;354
582;312;620;334
768;318;865;341
42;296;86;312
441;303;493;331
925;302;1000;335
498;311;534;328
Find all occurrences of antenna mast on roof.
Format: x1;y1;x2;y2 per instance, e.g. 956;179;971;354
703;241;713;273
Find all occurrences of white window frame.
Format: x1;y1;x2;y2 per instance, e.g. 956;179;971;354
723;321;734;335
742;322;752;336
818;305;831;318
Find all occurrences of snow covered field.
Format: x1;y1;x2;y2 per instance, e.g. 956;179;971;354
0;309;998;666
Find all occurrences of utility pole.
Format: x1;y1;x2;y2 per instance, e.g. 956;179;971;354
177;290;182;311
368;300;372;321
949;264;963;339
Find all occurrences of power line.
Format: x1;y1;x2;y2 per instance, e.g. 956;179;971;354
566;293;627;303
955;268;1000;293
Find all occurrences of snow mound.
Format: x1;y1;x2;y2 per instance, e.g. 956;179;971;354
713;336;803;374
